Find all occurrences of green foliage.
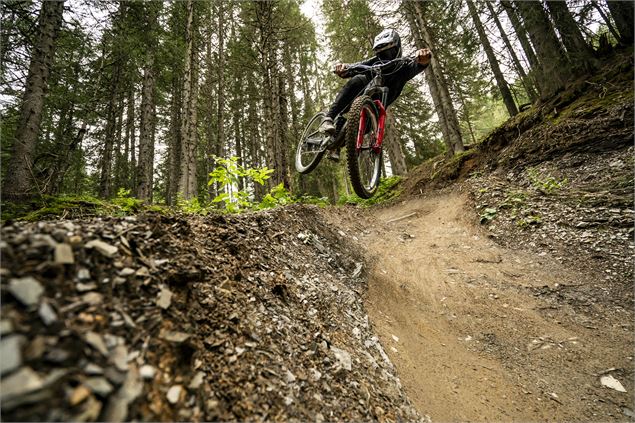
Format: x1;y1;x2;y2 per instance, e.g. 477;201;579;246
337;176;403;207
256;183;294;210
1;194;165;222
526;168;568;194
207;156;274;213
110;188;144;213
499;190;527;209
479;207;498;224
516;214;542;228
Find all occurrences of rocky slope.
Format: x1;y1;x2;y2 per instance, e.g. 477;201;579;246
0;208;422;422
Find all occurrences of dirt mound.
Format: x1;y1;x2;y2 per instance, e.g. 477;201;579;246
401;50;634;198
0;207;423;422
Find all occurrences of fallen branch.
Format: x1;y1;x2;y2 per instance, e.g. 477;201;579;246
386;212;418;224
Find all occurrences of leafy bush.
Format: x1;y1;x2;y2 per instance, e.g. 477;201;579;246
207;156;274;213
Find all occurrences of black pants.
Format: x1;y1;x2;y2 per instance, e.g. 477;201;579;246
326;73;409;119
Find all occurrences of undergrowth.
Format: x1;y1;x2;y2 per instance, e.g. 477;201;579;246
337;176;403;207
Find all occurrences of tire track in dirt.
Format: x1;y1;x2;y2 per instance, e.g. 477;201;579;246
350;192;633;422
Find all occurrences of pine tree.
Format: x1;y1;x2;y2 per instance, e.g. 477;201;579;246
467;0;518;117
3;0;64;200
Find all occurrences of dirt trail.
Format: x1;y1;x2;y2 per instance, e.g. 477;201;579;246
348;191;633;422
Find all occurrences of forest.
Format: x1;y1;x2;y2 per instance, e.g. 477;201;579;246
1;0;632;208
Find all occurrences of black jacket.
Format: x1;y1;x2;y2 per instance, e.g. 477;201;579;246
347;56;428;106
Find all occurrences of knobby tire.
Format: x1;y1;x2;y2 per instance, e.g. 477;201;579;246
345;95;382;199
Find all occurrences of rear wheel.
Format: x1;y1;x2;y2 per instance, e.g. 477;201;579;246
295;112;328;174
346;96;382;199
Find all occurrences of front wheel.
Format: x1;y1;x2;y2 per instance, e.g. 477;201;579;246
346;96;382;199
295;112;328;174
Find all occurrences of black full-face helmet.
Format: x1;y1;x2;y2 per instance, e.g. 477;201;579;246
373;29;402;61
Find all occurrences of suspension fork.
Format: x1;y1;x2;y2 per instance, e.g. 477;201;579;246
355;100;387;154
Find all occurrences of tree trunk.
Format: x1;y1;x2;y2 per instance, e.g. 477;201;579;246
468;0;518;117
125;86;136;192
217;0;225;159
411;1;464;154
501;1;545;95
606;1;634;45
276;61;291;190
167;75;182;205
178;0;197;200
485;1;538;102
590;1;621;43
3;0;64;200
136;3;159;202
514;0;570;98
99;66;121;198
545;1;598;75
137;54;156;202
384;110;408;176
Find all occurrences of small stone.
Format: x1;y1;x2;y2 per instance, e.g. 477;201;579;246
391;334;399;343
85;332;108;356
110;345;128;372
0;319;14;335
167;385;183;404
8;277;44;306
76;282;97;292
0;335;25;376
38;302;58;326
0;367;44;400
24;336;47;361
82;292;103;305
135;266;149;277
45;348;70;363
84;363;104;375
68;235;82;245
85;239;118;257
77;268;91;280
188;371;205;389
600;374;627;392
285;370;296;383
330;346;352;371
85;377;114;396
157;286;173;310
54;243;74;264
69;385;91;406
119;268;135;276
160;330;190;343
139;365;156;380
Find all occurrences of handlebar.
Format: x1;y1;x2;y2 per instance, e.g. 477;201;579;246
333;56;415;77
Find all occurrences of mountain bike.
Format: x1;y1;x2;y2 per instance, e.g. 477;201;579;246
295;56;415;199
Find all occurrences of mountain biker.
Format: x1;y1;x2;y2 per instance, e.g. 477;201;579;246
319;29;432;160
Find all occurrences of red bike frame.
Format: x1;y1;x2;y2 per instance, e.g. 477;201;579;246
355;99;387;154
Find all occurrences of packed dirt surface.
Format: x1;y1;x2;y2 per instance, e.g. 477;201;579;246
325;189;633;422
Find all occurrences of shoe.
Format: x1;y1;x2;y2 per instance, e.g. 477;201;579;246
319;117;336;135
327;148;340;162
